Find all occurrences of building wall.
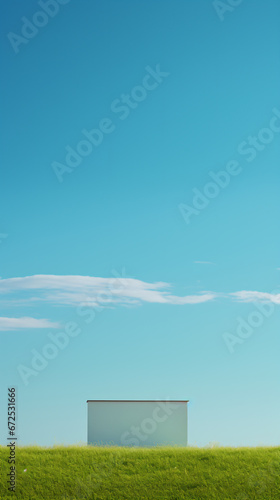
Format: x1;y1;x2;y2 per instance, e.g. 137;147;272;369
87;401;188;447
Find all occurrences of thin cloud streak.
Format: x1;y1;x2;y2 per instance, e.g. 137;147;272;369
1;275;279;310
231;291;280;304
0;317;60;331
0;274;216;307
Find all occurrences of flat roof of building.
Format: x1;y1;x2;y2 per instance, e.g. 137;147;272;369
87;400;189;403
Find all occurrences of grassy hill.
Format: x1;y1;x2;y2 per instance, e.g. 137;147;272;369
0;445;280;499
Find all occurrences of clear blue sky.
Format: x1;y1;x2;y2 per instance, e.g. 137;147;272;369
0;0;280;447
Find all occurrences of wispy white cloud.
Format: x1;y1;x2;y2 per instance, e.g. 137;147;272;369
231;291;280;304
1;275;279;314
161;293;216;304
0;274;216;308
0;317;60;331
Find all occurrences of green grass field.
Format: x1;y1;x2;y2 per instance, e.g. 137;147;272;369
0;445;280;499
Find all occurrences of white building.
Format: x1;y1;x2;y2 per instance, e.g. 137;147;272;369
87;399;189;447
